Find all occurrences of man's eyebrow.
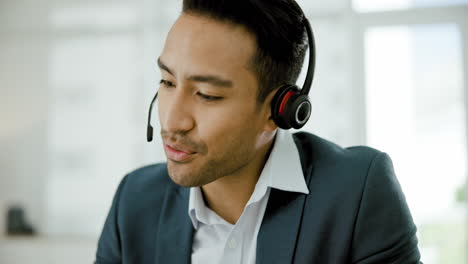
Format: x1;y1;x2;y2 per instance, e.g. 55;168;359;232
157;57;173;75
157;57;233;88
188;75;233;88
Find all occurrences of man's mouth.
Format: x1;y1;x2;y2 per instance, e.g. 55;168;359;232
164;143;197;162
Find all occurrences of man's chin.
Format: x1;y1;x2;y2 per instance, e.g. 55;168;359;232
167;168;220;188
167;163;200;187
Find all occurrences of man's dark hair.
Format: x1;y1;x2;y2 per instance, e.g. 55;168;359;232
182;0;308;103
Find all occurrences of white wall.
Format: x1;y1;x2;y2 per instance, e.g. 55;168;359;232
0;2;51;233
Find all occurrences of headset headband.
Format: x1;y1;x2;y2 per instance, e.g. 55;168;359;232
301;18;316;95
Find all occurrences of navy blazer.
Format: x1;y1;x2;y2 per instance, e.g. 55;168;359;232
96;132;421;263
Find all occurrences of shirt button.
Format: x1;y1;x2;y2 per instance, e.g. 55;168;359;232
228;238;237;249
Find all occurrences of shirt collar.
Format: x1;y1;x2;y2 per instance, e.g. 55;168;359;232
188;129;309;229
264;129;309;194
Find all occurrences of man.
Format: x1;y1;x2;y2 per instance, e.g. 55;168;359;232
96;0;422;263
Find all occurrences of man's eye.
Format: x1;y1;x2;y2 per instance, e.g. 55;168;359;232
160;79;175;87
197;92;223;101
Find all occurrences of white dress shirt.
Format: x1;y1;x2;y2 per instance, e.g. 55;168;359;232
188;129;309;264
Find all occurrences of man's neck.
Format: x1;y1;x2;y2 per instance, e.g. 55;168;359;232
200;137;275;225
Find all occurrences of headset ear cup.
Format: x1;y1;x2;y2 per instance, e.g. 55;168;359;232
271;84;299;129
287;95;312;129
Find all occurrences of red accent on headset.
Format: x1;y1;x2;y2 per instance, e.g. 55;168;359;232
279;91;295;115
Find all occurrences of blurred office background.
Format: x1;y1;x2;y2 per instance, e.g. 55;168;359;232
0;0;467;263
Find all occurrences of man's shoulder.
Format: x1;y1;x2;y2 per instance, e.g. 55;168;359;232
291;131;393;194
292;131;383;170
290;135;420;263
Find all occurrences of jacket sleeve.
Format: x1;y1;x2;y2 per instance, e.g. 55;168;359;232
95;175;129;264
351;152;422;264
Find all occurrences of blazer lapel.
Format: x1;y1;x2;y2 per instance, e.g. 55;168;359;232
256;188;307;264
155;185;194;264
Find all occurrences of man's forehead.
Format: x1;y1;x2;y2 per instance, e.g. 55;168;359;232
160;14;257;79
165;14;256;56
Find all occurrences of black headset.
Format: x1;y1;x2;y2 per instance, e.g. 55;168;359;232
270;17;315;130
147;17;315;142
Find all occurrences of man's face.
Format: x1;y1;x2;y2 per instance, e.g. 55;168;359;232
158;14;274;187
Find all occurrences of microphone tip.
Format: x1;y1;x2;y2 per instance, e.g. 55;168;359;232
147;126;153;142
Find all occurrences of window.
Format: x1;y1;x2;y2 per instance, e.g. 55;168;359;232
365;23;466;264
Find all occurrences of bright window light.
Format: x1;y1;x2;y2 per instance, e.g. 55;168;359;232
365;24;466;263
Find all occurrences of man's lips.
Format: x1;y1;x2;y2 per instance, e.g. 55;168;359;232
164;144;196;162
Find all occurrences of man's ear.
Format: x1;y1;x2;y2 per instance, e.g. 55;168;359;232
261;88;279;132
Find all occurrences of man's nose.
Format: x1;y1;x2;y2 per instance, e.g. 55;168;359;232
160;89;195;134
